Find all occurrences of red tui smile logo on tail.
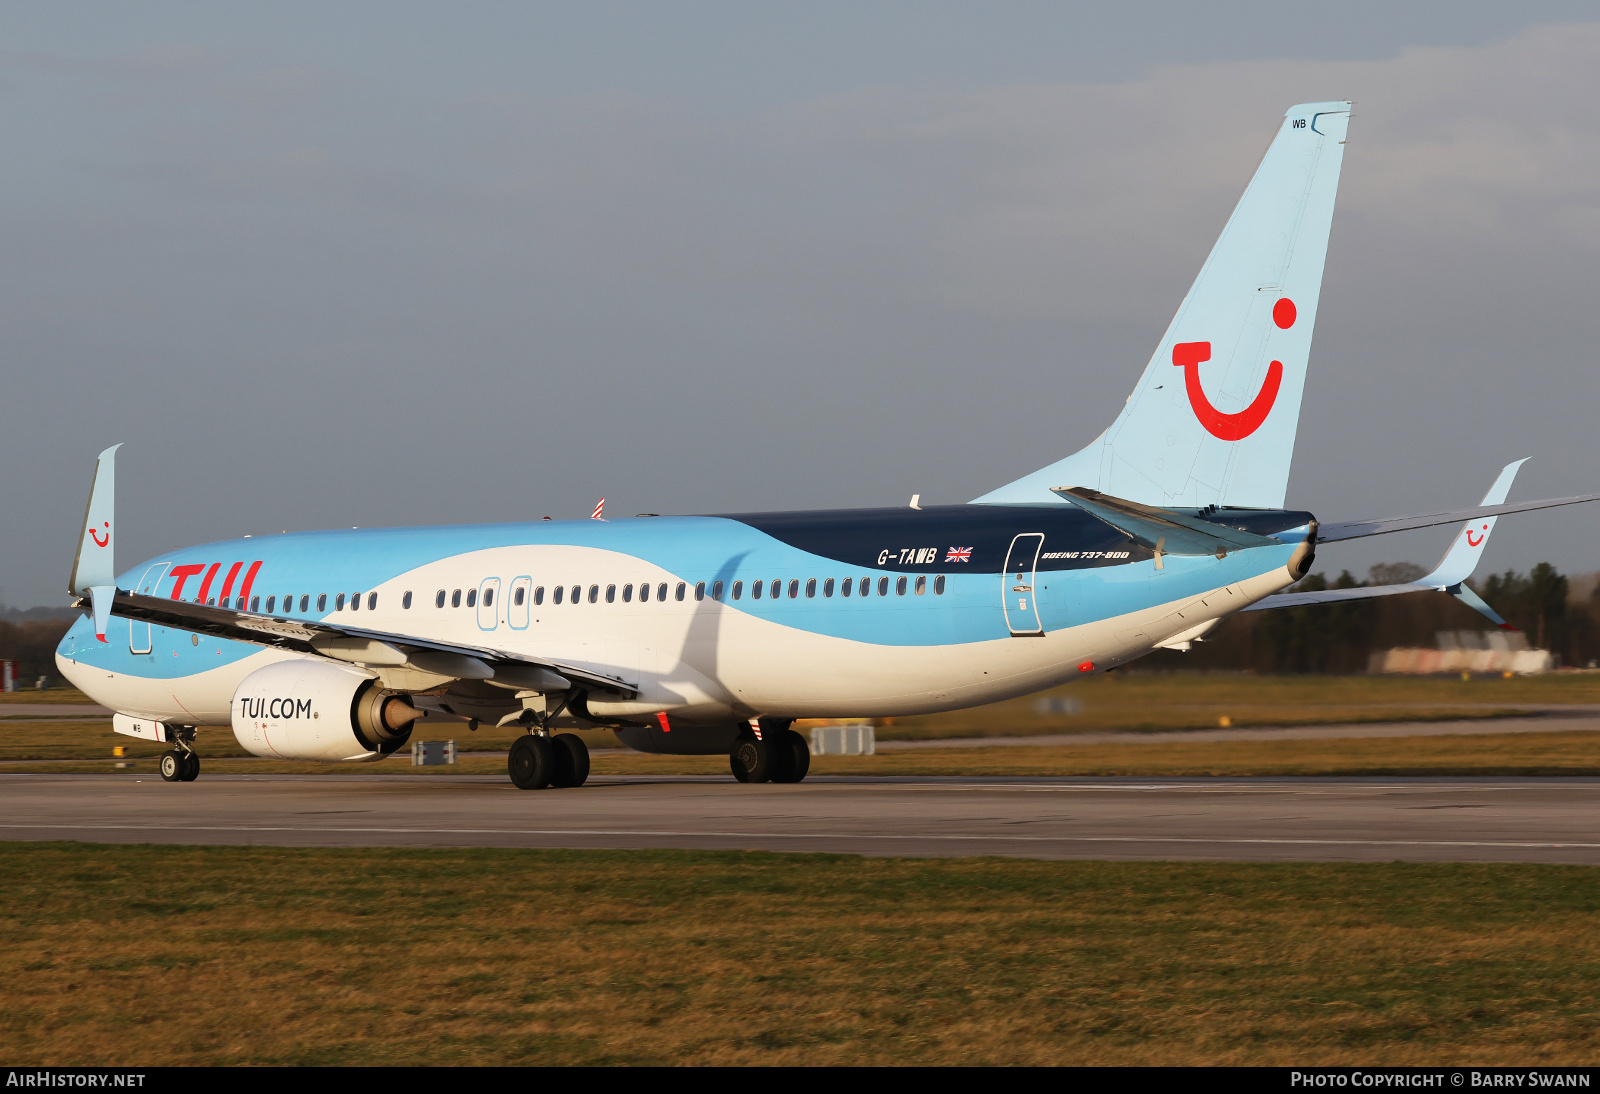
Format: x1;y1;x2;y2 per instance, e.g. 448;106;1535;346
89;522;110;548
1172;296;1295;441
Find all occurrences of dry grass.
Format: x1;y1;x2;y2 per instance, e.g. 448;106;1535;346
9;674;1600;766
3;845;1600;1065
873;672;1600;740
7;729;1600;778
0;687;93;705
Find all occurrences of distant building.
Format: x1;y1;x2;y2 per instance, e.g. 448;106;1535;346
1368;630;1554;675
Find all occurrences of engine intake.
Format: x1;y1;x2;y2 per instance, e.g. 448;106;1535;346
231;659;422;762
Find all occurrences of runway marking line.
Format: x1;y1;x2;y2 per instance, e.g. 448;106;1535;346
2;822;1599;852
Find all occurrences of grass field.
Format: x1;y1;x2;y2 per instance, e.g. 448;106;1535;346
7;674;1600;778
3;844;1599;1065
7;728;1600;777
873;672;1600;740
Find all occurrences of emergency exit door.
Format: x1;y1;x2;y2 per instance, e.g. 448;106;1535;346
1002;533;1045;636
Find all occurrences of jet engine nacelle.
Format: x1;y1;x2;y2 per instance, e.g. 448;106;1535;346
230;659;422;762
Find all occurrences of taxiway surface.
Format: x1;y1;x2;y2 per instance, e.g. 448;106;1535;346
5;773;1600;863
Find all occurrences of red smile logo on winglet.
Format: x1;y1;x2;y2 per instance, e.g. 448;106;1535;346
1172;297;1295;441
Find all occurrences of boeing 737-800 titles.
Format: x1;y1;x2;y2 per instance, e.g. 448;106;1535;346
55;102;1600;788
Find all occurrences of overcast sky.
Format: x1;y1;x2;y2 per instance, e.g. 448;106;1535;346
5;1;1600;608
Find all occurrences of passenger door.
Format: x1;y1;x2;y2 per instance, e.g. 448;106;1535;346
1001;534;1045;637
129;562;169;653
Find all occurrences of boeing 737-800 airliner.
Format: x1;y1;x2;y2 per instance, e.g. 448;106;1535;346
55;102;1600;788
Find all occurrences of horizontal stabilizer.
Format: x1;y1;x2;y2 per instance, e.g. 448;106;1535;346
1051;487;1277;556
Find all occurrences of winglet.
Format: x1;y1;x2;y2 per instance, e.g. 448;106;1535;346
1424;458;1527;589
68;444;123;600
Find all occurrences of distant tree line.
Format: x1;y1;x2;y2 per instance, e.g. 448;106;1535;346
0;617;74;685
1150;561;1599;674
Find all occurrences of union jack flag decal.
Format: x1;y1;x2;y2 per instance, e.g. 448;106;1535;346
945;547;972;563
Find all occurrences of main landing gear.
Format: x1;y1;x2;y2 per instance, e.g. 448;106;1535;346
159;748;200;783
508;732;590;790
730;727;810;784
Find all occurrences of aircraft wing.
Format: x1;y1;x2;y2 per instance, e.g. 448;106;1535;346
81;589;637;697
1244;460;1528;629
1317;492;1600;542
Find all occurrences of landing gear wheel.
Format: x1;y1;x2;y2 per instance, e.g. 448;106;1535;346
159;750;184;782
550;733;590;788
730;737;774;783
771;729;810;784
508;734;555;789
179;752;200;782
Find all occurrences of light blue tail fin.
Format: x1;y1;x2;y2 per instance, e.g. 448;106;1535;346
975;101;1351;508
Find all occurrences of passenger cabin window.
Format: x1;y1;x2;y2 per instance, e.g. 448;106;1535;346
466;589;477;608
251;596;261;612
514;587;525;606
841;577;853;597
317;594;327;612
588;585;599;604
336;593;346;610
350;592;361;611
403;591;413;609
553;586;564;604
752;579;764;599
534;587;544;605
805;578;816;598
435;590;446;608
368;593;377;610
731;581;743;600
571;585;580;604
934;575;946;595
824;578;834;597
639;583;650;602
675;582;686;601
694;582;705;601
878;577;889;596
623;584;633;603
451;590;461;608
915;576;926;595
661;583;671;602
483;588;493;607
266;596;276;613
712;580;724;601
896;576;907;596
605;584;616;603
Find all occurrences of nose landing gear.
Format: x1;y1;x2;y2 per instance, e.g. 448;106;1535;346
158;748;200;782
